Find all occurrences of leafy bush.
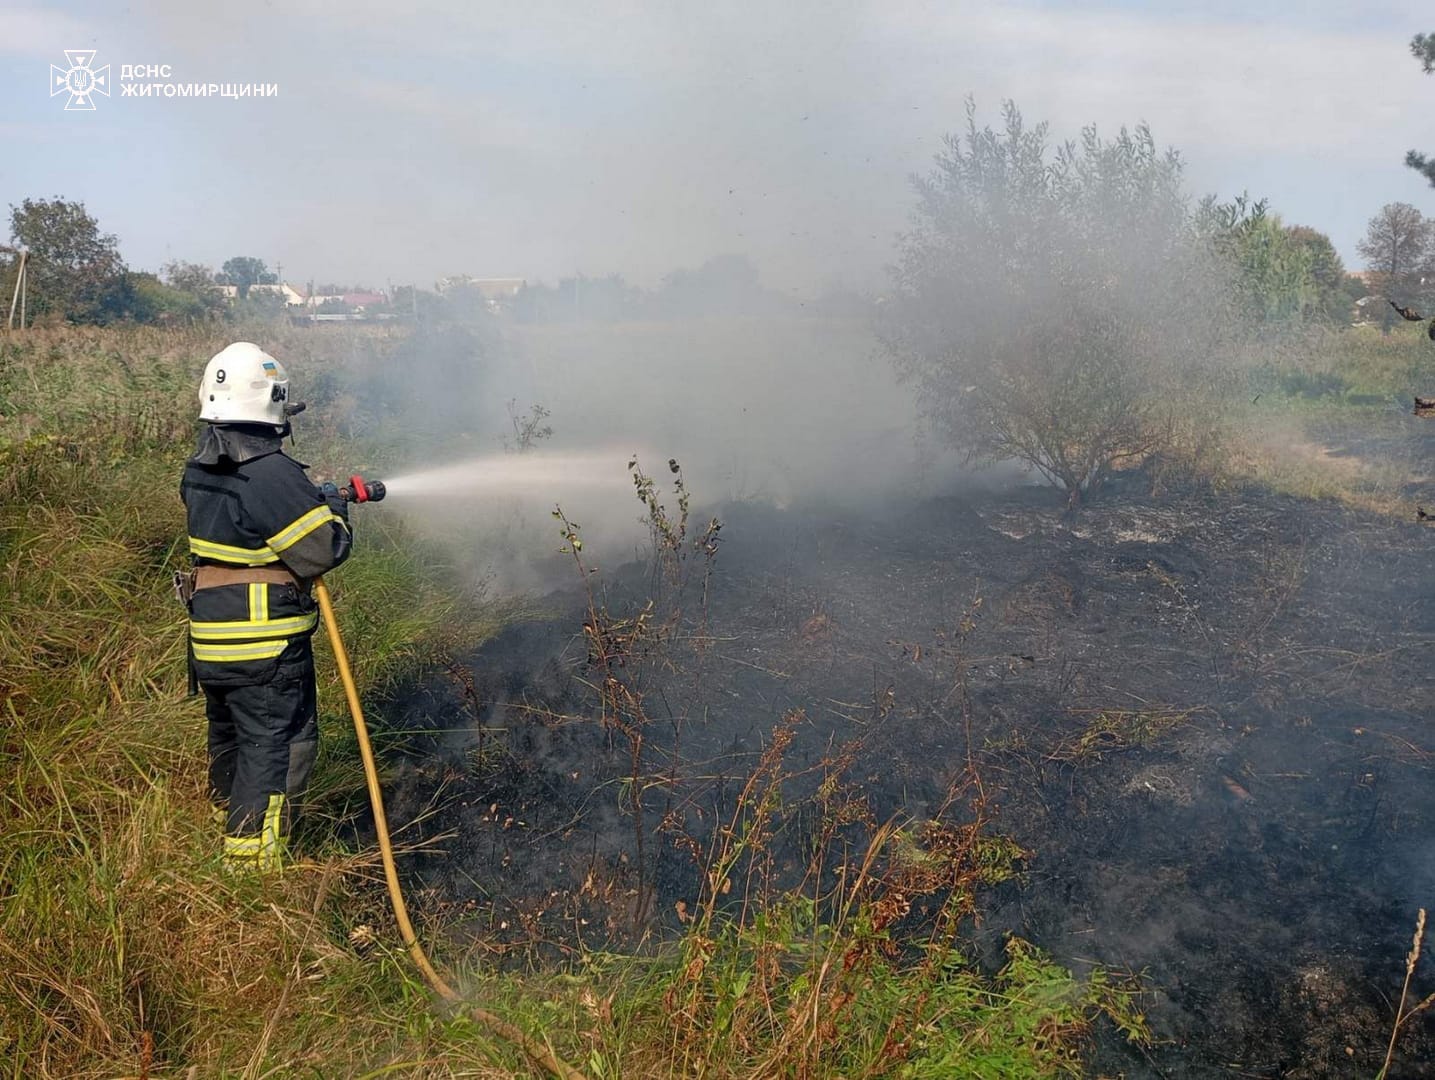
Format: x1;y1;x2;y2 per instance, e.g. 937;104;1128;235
882;100;1242;506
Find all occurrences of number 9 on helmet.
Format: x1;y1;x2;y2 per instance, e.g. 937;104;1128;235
198;342;291;427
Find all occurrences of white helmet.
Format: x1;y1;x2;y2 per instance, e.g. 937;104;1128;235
198;342;291;426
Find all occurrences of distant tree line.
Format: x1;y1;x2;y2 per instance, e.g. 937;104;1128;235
0;197;850;328
0;198;285;326
0;175;1417;333
509;254;805;323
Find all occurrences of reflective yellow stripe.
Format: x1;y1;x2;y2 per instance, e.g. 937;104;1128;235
259;793;285;872
188;536;280;565
192;640;287;662
190;613;318;642
191;582;313;644
223;794;284;872
267;505;339;553
248;582;269;623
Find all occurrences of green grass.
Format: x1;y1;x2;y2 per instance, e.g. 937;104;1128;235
1142;322;1435;516
1246;321;1435;406
1;323;1151;1078
0;325;529;1077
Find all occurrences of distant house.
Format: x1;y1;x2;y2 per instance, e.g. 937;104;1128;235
216;282;308;306
284;286;396;324
342;291;388;312
436;275;527;311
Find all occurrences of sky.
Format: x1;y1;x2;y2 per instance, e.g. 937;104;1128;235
2;0;1433;296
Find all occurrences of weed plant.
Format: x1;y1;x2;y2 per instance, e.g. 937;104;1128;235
5;323;1154;1076
555;485;1149;1076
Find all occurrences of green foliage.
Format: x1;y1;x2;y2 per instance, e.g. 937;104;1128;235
1247;321;1435;410
884;99;1240;503
1205;201;1353;325
7;197;130;325
1407;33;1435;188
1198;196;1355;326
1216;203;1311;322
126;271;212;323
227;290;288;323
896;938;1147;1078
161;260;227;320
1286;226;1352;323
1415;31;1435;72
218;255;275;299
1273;368;1352;401
597;812;1145;1078
389;284;445;322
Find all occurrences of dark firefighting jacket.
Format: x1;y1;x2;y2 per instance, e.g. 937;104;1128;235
180;424;352;685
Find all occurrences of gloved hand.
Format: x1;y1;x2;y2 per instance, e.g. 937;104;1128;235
318;480;350;520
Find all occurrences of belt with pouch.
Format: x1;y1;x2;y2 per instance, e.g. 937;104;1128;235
192;564;310;593
175;564;309;697
174;564;309;605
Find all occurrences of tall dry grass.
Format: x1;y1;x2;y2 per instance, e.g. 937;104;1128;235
2;322;1152;1078
0;325;526;1077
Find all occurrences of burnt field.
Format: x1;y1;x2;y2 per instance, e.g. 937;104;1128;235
378;452;1435;1078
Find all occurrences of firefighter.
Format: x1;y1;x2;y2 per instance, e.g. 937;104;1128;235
179;342;352;872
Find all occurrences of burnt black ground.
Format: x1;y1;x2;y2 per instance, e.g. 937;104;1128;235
379;469;1435;1078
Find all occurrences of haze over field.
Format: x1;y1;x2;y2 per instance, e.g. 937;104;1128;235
13;3;1435;1077
2;0;1433;294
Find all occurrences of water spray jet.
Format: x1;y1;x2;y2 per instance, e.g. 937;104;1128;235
308;478;587;1079
380;451;643;501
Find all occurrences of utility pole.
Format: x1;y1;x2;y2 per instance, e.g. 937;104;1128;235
5;246;29;331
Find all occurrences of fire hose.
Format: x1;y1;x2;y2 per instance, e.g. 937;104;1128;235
319;476;587;1080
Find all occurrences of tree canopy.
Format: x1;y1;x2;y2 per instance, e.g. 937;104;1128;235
217;256;276;299
882;101;1241;504
1357;202;1431;329
1206;199;1352;325
8;197;131;324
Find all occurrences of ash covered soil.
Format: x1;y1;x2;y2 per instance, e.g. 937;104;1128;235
380;469;1435;1078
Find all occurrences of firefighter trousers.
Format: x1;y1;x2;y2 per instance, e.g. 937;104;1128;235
203;653;319;871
